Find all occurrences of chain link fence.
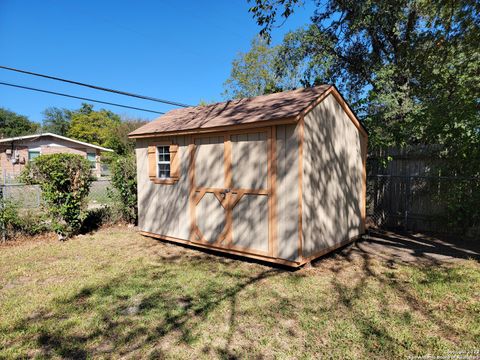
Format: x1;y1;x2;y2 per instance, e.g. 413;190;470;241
0;179;113;210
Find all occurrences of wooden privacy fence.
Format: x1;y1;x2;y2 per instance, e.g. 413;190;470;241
367;174;480;237
366;146;480;237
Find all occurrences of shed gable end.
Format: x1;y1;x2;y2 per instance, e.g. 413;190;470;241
302;93;367;258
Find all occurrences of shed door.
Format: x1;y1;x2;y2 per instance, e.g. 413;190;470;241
191;129;272;255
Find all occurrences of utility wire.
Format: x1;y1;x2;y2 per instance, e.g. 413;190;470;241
0;81;165;114
0;65;192;108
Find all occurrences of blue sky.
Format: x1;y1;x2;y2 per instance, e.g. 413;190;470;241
0;1;315;123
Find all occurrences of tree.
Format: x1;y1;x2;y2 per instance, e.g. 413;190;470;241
42;107;71;136
247;0;480;231
223;36;300;99
107;117;148;155
0;108;40;138
248;0;479;155
67;104;121;148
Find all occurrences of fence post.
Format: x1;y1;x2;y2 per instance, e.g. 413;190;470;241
404;176;411;231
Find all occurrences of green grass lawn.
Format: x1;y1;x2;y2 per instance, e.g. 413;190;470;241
0;227;478;359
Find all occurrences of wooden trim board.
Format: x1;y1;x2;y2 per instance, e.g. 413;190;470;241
299;234;362;265
297;116;304;260
270;125;278;258
139;231;361;268
129;117;297;138
224;133;233;246
140;231;300;267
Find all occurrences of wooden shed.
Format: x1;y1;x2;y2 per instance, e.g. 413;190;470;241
129;85;368;267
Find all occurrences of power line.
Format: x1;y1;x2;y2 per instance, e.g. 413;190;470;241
0;65;193;108
0;81;165;114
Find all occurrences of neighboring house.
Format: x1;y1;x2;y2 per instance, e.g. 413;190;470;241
0;133;113;182
129;85;368;267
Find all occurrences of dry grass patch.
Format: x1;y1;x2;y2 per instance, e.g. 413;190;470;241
0;226;478;359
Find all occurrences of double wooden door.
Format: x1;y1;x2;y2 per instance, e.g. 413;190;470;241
190;128;273;256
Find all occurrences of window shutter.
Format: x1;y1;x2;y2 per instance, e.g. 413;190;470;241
147;145;156;179
169;144;180;179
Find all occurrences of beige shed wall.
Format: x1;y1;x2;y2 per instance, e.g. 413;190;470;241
302;94;366;257
276;124;300;261
136;136;190;240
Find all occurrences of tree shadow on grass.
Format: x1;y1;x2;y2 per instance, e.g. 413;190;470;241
309;235;477;357
7;254;282;358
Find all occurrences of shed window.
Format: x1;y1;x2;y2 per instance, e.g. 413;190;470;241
157;146;171;178
148;143;179;184
28;151;40;161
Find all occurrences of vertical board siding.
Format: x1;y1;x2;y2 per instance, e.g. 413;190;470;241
231;132;268;190
194;136;224;189
136;136;190;240
276;125;300;261
302;94;364;258
232;194;269;252
196;192;226;243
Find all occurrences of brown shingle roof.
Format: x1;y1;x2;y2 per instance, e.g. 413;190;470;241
129;85;332;137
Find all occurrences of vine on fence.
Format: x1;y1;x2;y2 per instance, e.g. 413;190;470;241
108;153;138;224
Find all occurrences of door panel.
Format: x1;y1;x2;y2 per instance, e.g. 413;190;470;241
192;129;271;255
232;194;269;252
196;192;225;243
231;132;268;190
194;136;224;188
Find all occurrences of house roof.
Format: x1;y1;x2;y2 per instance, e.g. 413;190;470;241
129;85;338;137
0;133;114;152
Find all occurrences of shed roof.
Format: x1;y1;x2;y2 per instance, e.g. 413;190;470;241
129;85;335;137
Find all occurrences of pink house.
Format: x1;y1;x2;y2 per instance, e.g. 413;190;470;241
0;133;113;183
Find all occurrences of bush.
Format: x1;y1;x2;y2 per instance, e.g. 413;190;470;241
109;153;137;224
80;206;113;233
0;200;50;239
21;153;93;238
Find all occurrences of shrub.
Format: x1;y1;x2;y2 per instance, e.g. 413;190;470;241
21;153;93;238
80;206;113;233
0;200;49;239
109;153;138;224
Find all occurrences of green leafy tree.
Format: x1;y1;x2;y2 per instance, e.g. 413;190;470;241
21;153;93;238
0;108;40;138
107;118;148;155
42;107;71;136
248;0;480;154
223;36;300;99
246;0;479;231
67;103;121;148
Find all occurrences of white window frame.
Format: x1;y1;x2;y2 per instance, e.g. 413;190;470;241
156;145;171;179
28;150;41;161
